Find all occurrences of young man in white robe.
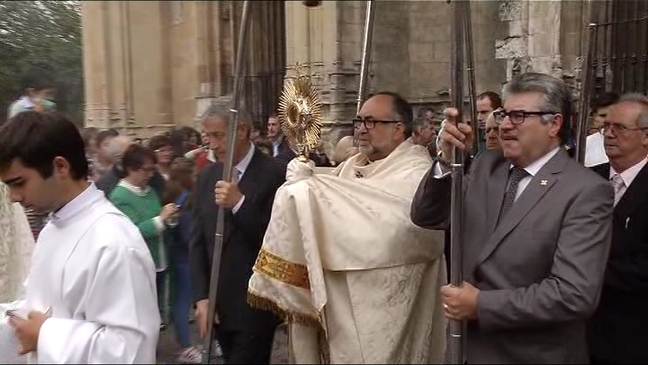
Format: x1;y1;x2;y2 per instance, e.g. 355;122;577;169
248;92;447;363
0;111;160;364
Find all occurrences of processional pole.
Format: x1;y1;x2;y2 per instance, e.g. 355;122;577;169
463;3;479;154
202;1;253;363
356;0;376;115
448;0;475;363
574;0;597;164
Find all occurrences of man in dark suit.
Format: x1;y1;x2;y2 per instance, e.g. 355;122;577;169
587;93;648;364
266;114;294;159
411;72;614;364
190;106;286;364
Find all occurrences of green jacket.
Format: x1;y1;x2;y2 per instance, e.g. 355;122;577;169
109;183;166;269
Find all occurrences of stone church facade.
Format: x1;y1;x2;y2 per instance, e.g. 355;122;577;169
81;0;638;151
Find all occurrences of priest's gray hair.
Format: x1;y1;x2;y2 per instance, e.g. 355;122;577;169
200;104;253;129
618;92;648;129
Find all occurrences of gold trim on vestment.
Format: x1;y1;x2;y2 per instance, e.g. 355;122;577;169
253;249;311;290
247;292;330;364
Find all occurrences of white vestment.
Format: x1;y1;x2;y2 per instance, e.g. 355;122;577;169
585;132;608;167
248;140;447;364
0;184;160;364
0;183;34;303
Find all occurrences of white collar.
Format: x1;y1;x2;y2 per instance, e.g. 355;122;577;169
16;96;34;108
234;142;255;175
49;183;102;223
117;179;151;196
609;156;648;187
511;147;560;176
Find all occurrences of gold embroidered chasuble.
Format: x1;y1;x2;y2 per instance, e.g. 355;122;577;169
248;140;447;364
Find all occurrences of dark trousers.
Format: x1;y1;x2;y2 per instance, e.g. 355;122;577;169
216;326;276;364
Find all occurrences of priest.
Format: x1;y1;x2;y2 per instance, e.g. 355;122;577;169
0;111;160;364
248;92;447;363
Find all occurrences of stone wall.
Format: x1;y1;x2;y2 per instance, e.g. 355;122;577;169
81;0;591;144
495;0;590;102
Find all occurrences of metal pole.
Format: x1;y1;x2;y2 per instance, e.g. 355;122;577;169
449;0;466;363
202;2;253;363
353;0;375;148
575;22;597;164
463;2;479;154
356;0;376;115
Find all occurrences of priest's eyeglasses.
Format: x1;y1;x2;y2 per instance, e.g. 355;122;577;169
492;109;558;125
353;118;402;130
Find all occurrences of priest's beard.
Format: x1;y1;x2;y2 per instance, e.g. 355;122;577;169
359;140;394;162
358;142;375;158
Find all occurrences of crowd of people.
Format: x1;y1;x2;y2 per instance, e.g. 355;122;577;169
0;63;645;365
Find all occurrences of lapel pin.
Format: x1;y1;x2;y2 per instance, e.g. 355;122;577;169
540;180;548;186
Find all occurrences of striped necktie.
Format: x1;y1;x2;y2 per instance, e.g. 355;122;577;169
610;173;625;206
497;167;529;225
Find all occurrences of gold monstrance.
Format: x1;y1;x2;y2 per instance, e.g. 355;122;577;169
278;63;323;162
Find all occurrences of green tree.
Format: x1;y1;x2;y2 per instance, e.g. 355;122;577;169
0;0;83;125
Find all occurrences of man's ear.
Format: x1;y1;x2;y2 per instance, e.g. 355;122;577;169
238;123;252;140
52;156;71;177
549;114;564;139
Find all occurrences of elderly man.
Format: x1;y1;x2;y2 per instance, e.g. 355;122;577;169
411;72;613;364
588;93;648;364
95;135;165;198
585;92;619;168
476;91;503;152
484;111;502;151
248;92;447;364
190;106;285;364
413;116;438;156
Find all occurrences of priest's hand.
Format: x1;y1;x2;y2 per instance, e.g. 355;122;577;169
215;180;243;209
441;281;480;321
8;311;49;355
286;158;314;184
195;299;220;339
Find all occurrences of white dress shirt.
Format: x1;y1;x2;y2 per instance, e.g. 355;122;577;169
510;147;560;200
232;142;255;214
609;156;648;204
435;147;560;202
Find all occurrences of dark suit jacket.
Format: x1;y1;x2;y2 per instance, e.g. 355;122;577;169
273;136;294;160
411;149;614;364
189;148;286;331
274;136;331;167
588;162;648;363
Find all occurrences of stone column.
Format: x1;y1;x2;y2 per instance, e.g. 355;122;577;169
81;1;112;128
495;0;586;87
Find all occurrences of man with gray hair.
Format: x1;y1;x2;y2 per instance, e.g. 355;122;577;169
588;92;648;364
189;105;285;364
411;72;614;363
95;135;165;198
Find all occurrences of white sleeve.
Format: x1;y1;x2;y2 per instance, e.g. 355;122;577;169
36;245;160;364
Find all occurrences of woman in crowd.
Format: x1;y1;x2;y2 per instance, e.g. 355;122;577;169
149;134;175;181
108;144;178;326
162;159;202;363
